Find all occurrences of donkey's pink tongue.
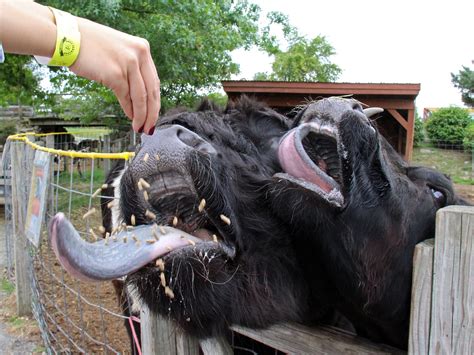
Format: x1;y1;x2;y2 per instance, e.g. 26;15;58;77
278;127;335;193
49;213;202;282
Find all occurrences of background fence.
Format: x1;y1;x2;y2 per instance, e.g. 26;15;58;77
0;132;473;354
2;132;137;353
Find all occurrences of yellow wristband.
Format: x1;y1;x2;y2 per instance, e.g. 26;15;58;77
47;7;81;67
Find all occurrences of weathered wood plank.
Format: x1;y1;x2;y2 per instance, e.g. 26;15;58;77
10;142;32;316
430;206;474;354
103;135;111;176
176;328;199;355
140;306;177;355
453;207;474;354
199;337;233;355
408;239;434;355
231;323;404;354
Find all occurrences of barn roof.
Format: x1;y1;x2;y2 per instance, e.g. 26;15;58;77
222;81;420;160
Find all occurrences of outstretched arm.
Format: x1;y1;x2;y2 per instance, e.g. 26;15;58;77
0;0;160;134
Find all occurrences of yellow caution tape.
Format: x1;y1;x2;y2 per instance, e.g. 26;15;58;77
7;133;135;160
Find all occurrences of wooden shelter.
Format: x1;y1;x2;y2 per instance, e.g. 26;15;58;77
222;81;420;161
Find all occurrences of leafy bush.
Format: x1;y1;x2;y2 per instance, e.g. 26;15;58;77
463;121;474;150
425;107;471;145
413;115;425;147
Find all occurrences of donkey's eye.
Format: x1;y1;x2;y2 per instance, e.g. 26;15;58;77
430;188;446;207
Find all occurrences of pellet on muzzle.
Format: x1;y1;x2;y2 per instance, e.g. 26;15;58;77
122;236;128;243
164;286;175;299
172;216;178;227
145;209;157;220
156;258;165;271
198;199;206;212
187;239;196;246
160;272;166;287
143;153;149;162
98;226;106;235
155;154;160;161
91;187;102;199
146;239;156;244
139;178;151;190
220;214;231;225
143;190;149;201
131;214;136;226
212;234;219;243
89;228;98;241
82;208;96;219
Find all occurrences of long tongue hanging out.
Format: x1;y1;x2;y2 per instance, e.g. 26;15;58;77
49;213;202;282
278;124;338;193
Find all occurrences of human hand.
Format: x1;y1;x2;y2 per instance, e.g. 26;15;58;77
70;18;160;134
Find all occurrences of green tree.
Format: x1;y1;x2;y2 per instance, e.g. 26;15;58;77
255;36;341;82
0;54;48;107
413;113;425;147
38;0;288;116
451;64;474;107
425;107;471;145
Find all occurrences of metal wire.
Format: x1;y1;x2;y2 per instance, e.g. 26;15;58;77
3;133;134;353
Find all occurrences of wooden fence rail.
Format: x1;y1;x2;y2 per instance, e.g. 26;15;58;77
140;206;473;354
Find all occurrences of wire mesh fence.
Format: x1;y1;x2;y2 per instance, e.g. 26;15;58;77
2;132;137;353
412;139;473;185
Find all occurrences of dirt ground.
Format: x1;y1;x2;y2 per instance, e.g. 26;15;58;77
0;287;43;354
454;184;474;202
32;231;131;353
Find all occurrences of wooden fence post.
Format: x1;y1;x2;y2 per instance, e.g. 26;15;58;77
429;206;473;354
10;142;32;316
103;135;111;176
409;239;434;354
140;305;201;355
45;135;55;218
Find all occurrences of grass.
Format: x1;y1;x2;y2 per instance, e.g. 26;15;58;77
0;277;15;294
412;145;473;185
65;127;112;140
8;315;27;329
54;166;107;211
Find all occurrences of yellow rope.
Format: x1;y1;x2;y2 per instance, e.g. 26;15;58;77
7;133;135;160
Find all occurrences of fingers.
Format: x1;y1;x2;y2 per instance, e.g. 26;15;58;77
140;54;160;135
128;63;148;132
114;86;133;121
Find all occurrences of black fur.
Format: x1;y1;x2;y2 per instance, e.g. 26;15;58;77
269;98;470;349
110;98;308;338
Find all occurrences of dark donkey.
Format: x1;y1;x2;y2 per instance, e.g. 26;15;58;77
49;98;310;351
270;97;470;349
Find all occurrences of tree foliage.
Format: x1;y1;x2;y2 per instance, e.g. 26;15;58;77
38;0;287;113
254;12;341;82
451;65;474;108
2;0;341;126
255;36;341;82
425;107;471;145
413;113;425;147
0;54;48;106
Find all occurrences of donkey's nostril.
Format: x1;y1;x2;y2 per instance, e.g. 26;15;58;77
176;126;216;154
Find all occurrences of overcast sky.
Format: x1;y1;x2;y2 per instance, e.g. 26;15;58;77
231;0;473;112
